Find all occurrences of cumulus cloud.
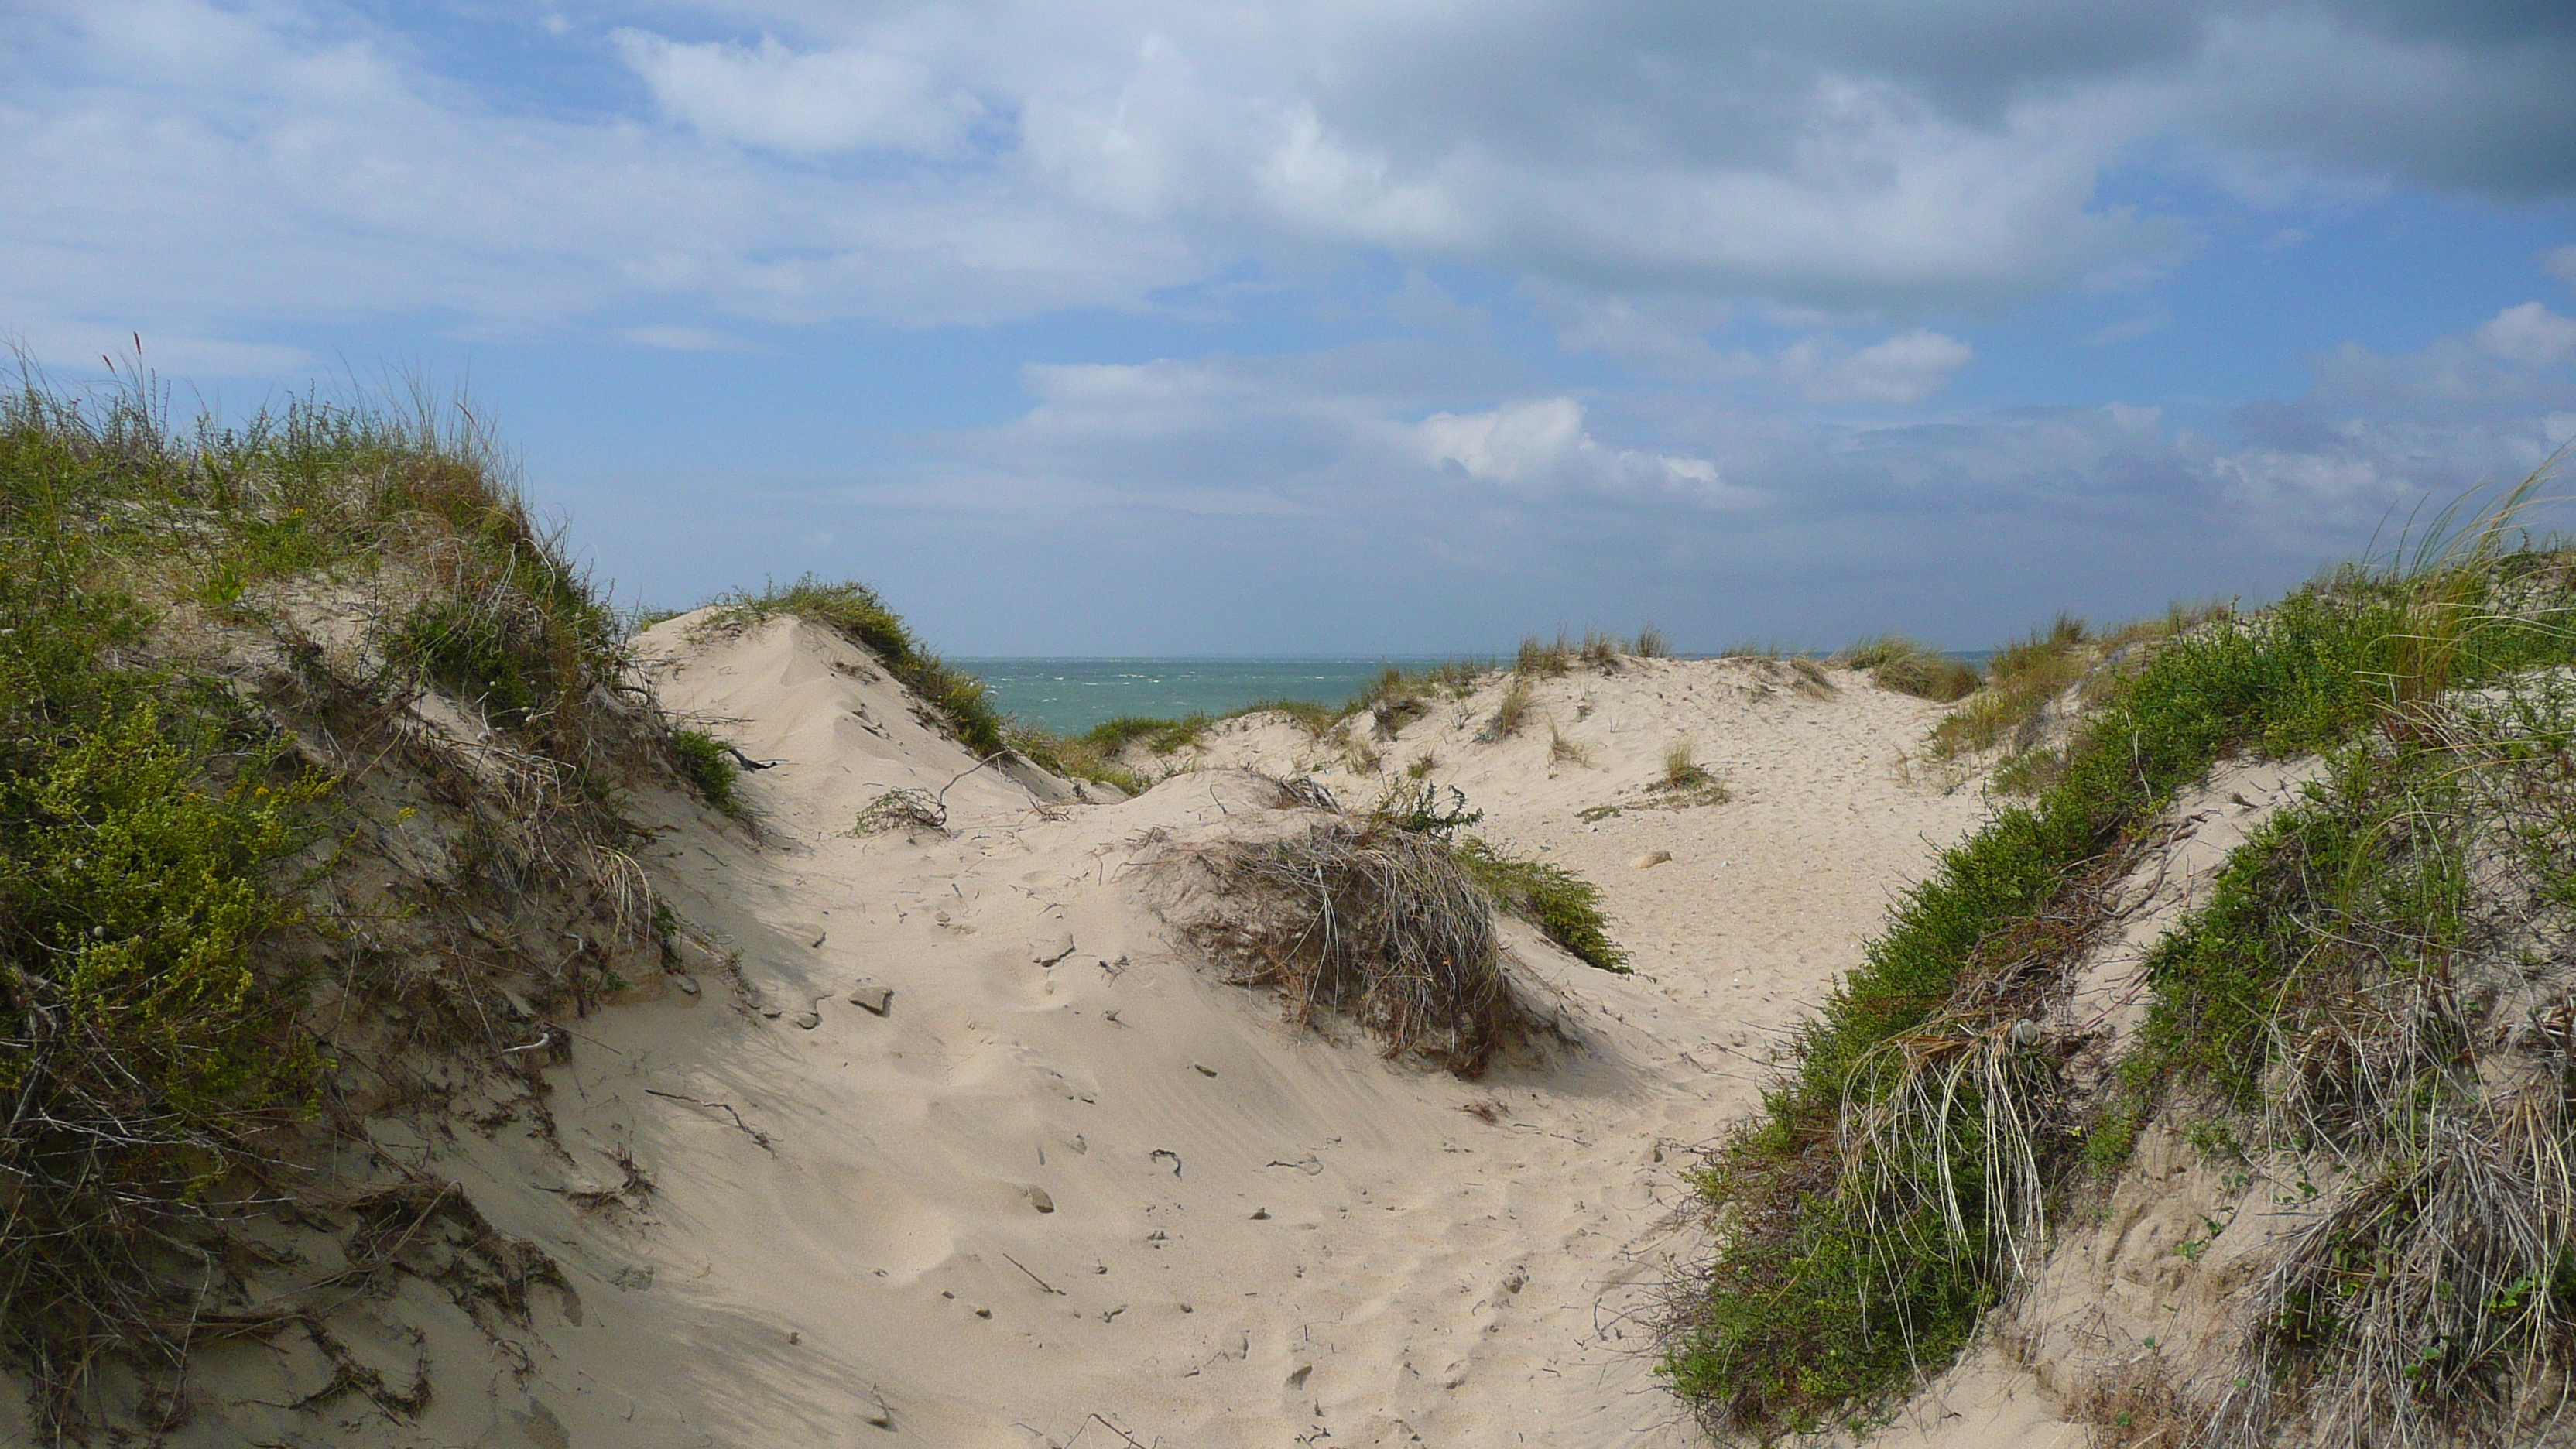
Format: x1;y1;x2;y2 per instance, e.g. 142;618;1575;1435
2475;302;2576;368
1413;399;1752;505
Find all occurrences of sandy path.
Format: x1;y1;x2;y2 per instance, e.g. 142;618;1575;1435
152;627;1988;1447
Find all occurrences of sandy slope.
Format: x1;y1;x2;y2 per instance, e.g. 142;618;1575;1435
70;627;1990;1448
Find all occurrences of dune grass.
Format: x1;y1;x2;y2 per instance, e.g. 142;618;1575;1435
1517;633;1573;677
1482;677;1535;741
1838;635;1982;702
1662;476;2576;1438
0;364;652;1427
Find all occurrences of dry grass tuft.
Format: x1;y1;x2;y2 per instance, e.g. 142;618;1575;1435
1548;723;1591;766
1482;677;1535;741
1168;820;1529;1074
1662;738;1711;791
1650;738;1730;805
2220;1098;2576;1449
854;788;947;834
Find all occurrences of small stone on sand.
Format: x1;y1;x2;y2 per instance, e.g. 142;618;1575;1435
1031;933;1077;966
1630;849;1673;869
1026;1186;1056;1214
848;982;893;1015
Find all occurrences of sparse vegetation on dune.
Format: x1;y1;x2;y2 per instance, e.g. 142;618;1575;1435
1482;677;1535;741
0;365;677;1434
695;575;1009;756
1662;468;2576;1443
1928;606;2230;795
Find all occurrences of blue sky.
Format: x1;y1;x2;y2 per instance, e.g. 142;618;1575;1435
5;1;2574;653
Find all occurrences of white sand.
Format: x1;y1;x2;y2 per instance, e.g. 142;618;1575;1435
97;627;2004;1447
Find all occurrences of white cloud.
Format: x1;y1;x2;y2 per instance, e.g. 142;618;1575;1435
2472;303;2576;368
612;31;984;155
1413;398;1752;506
1783;330;1975;405
3;0;2571;343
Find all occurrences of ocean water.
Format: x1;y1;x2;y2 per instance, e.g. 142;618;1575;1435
954;657;1480;735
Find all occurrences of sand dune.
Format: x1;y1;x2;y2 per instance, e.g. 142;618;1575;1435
110;622;1993;1447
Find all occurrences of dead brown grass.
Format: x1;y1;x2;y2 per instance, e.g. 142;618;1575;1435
1164;820;1533;1075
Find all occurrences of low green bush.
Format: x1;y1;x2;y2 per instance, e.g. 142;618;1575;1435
1454;839;1629;973
670;729;741;812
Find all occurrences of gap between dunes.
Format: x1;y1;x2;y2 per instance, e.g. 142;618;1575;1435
149;621;1995;1447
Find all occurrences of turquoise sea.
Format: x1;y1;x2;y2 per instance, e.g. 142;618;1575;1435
954;658;1479;735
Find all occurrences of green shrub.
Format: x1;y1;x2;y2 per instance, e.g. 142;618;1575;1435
395;599;543;721
1454;838;1629;973
670;729;741;812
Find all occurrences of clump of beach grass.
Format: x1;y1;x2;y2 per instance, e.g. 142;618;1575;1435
1516;633;1572;677
1482;677;1535;741
1838;635;1981;702
1169;817;1526;1074
1926;613;2088;762
1648;738;1729;806
1548;722;1591;766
